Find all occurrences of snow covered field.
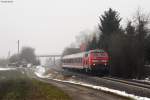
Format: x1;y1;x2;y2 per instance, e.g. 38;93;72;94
34;66;150;100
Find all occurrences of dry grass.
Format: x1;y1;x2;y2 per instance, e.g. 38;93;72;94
0;78;71;100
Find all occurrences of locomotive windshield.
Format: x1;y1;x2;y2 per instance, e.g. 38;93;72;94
92;52;107;57
90;50;107;57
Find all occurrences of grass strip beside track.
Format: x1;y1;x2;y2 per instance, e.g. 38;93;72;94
0;78;71;100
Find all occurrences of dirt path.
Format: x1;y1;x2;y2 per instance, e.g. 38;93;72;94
37;77;131;100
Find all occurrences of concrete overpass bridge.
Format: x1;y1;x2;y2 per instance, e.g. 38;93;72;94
36;54;61;65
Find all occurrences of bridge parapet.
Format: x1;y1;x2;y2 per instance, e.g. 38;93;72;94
36;55;61;57
36;54;61;65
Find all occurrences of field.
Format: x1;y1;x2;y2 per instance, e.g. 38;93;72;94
0;70;71;100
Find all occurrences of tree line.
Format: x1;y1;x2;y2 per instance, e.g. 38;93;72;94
9;47;40;66
63;8;150;79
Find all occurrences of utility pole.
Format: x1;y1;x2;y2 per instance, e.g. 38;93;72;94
17;40;20;66
18;40;19;54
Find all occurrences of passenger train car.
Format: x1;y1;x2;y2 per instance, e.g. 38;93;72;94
61;49;109;72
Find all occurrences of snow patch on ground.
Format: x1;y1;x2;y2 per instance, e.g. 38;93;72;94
0;67;16;71
35;66;45;74
34;66;49;78
34;66;150;100
49;78;150;100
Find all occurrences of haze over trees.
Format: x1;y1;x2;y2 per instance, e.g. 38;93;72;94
62;47;81;57
100;8;149;78
20;47;39;65
9;46;40;65
0;58;9;67
98;8;122;51
62;8;150;79
99;8;149;78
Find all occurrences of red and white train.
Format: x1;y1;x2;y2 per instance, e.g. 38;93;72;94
61;49;109;72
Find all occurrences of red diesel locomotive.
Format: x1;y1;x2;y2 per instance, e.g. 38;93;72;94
62;49;109;72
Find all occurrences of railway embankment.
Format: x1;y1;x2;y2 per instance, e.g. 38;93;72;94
32;66;150;100
31;66;133;100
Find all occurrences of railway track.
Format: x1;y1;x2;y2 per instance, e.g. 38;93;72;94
102;77;150;89
53;68;150;98
61;69;150;89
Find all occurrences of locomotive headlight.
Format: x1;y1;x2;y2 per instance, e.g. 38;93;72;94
92;60;99;62
101;60;107;62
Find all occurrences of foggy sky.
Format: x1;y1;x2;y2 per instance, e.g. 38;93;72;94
0;0;150;57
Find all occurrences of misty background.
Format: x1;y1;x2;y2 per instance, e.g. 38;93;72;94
0;0;150;58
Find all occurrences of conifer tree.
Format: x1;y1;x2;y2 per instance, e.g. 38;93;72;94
98;8;122;51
